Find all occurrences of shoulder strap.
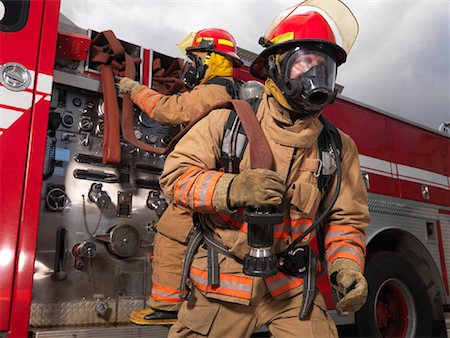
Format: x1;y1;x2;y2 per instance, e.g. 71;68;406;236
204;77;240;99
158;99;272;169
219;98;262;173
317;115;342;192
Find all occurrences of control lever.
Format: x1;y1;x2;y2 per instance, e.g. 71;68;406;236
52;227;67;281
243;207;284;277
73;169;119;183
81;133;90;147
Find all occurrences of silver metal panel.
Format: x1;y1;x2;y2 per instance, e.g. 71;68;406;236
440;212;450;303
30;324;169;338
54;70;102;93
367;193;449;302
31;82;176;328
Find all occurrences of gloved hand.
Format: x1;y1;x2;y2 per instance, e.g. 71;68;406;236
227;169;285;209
332;269;368;316
119;77;140;95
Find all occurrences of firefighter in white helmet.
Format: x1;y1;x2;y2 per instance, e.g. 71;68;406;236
159;1;370;336
119;28;243;325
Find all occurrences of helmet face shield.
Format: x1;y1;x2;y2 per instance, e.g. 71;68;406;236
281;48;336;111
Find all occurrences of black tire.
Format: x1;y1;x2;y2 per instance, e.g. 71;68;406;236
356;251;433;337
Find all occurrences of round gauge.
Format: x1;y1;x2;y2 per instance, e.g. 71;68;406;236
61;111;74;128
86;101;95;109
72;97;82;107
138;111;157;128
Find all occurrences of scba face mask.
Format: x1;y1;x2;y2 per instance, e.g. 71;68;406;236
281;48;337;112
182;53;207;89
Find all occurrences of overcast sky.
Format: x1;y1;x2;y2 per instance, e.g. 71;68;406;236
60;0;450;131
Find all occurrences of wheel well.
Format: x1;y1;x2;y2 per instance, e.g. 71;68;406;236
366;228;446;321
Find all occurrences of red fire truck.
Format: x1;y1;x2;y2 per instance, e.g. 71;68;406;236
1;1;449;337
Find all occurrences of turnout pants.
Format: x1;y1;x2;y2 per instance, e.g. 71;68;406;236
148;205;194;311
169;278;338;338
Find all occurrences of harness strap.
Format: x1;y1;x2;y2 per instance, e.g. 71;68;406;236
180;222;244;300
180;226;204;301
204;77;239;99
207;246;219;286
299;248;317;320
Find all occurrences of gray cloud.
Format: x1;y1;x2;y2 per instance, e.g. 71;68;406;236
60;0;450;131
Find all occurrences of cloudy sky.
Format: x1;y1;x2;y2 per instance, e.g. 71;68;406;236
60;0;449;131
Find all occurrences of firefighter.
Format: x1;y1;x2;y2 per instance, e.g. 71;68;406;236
119;28;243;325
159;2;370;337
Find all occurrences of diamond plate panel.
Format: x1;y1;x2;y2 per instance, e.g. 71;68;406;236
29;299;145;327
369;194;440;219
31;325;169;338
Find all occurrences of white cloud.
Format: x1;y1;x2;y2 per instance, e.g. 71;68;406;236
60;0;450;130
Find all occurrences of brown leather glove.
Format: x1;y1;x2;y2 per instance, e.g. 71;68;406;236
332;269;368;316
228;169;285;209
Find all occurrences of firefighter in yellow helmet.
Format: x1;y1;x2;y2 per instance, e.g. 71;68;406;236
159;1;370;337
119;28;243;325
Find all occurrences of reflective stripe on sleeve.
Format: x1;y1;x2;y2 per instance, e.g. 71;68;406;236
193;170;224;212
134;87;162;117
325;242;365;269
174;166;203;207
324;225;365;248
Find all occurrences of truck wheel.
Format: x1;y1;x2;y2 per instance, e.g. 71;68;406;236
355;251;433;337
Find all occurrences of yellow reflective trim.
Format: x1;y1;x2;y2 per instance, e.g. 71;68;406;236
218;38;234;47
271;32;294;44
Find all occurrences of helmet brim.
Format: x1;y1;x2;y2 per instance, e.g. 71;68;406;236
250;39;346;80
186;47;243;68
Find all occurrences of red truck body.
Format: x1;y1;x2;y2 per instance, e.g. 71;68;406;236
1;1;448;337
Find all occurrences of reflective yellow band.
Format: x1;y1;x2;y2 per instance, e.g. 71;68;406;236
218;38;234;47
271;31;294;44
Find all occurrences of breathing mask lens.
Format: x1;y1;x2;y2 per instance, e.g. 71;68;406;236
182;53;205;89
282;49;337;112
